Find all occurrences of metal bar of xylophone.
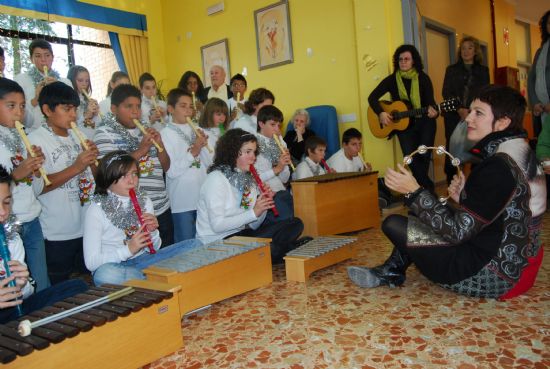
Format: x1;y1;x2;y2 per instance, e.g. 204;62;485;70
284;236;358;282
143;236;273;317
0;283;183;369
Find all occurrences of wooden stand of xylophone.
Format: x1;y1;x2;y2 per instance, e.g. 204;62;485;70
1;281;183;369
291;171;381;236
142;236;273;316
284;236;357;282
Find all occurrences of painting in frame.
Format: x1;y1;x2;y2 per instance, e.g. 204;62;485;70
254;0;294;70
201;38;230;87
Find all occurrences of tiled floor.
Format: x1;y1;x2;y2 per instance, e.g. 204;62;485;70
146;207;549;369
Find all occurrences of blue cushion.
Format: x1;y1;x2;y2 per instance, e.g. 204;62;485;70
287;105;340;157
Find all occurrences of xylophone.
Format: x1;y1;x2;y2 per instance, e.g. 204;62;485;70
143;236;272;316
284;236;357;282
0;283;183;369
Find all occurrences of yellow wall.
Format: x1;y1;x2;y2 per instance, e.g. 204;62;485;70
160;0;400;172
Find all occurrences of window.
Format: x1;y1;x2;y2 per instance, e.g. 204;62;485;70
0;14;119;100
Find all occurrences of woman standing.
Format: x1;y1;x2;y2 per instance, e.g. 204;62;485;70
442;36;489;183
368;44;438;191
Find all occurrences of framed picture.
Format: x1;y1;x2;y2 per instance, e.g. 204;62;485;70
254;0;294;70
201;38;230;87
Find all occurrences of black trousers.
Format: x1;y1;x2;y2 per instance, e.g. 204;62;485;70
396;117;436;192
45;237;87;285
157;207;174;248
231;217;304;264
443;112;461;184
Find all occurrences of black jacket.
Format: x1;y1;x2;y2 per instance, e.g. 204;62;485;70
442;62;489;109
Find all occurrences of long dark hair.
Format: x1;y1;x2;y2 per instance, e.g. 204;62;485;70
177;71;206;100
392;44;424;73
540;10;550;46
94;150;139;195
208;128;258;173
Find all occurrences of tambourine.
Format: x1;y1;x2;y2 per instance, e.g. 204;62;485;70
403;145;462;204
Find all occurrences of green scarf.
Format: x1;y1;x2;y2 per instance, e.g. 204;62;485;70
396;69;420;109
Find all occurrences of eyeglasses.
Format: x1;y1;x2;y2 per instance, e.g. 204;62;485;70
232;82;246;88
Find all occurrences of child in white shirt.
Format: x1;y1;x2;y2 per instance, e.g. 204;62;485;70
28;82;98;284
327;128;372;173
83;151;201;286
232;88;274;133
198;97;229;167
293;136;329;180
67;65;101;139
196;129;304;264
139;72;167;132
228;73;247;124
160;89;208;242
98;71;130;117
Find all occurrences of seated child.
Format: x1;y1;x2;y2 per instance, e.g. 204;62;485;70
0;77;50;291
28;82;98;284
83;151;201;286
254;105;294;222
160;88;208;242
93;84;174;246
196;129;304;264
139;72;167;132
326;128;371;172
198;97;229;167
0;165;88;324
293;136;329;180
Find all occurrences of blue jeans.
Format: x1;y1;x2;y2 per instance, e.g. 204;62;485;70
21;218;50;291
172;210;197;242
265;189;295;224
0;279;89;324
92;239;203;286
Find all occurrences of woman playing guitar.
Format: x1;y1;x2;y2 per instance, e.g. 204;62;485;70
368;44;438;192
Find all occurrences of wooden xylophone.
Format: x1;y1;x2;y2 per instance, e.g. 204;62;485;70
143;236;272;316
284;236;357;282
0;283;183;369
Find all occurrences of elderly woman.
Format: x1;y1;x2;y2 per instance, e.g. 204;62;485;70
283;108;317;163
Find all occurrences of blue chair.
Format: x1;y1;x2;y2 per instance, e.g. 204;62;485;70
286;105;340;157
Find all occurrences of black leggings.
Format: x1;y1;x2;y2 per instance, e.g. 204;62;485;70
231;217;304;264
381;214;408;255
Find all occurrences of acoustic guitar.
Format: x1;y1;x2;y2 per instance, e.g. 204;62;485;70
367;98;459;138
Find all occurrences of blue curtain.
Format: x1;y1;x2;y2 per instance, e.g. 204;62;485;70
108;32;127;73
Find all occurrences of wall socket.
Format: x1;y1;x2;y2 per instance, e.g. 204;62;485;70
338;113;357;123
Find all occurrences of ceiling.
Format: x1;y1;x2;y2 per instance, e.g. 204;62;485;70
514;0;550;25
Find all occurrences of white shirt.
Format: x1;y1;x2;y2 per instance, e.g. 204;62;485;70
0;125;43;222
199;127;222;168
13;71;72;132
207;85;229;105
141;96;168;132
76;93;101;140
28;126;95;241
293;157;327;180
93;121;170;215
99;97;112;117
196;170;266;244
232;114;257;133
327;148;364;173
228;97;247;124
83;193;161;272
0;232;34;299
254;134;290;193
160;121;207;213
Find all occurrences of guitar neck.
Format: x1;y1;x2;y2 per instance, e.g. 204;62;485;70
393;106;429;120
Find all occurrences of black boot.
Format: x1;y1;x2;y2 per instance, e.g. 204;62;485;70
347;247;412;288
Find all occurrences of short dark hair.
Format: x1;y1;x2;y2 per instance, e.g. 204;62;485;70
305;136;327;156
0;77;24;100
209;128;258;173
67;65;92;94
139;72;155;88
474;84;526;134
230;74;247;87
257;105;283;131
29;39;53;57
244;88;275;115
392;44;424;72
111;84;141;106
106;71;130;97
0;165;11;185
38;82;80;117
199;97;229;129
342;128;362;144
94;150;139;195
166;88;192;108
